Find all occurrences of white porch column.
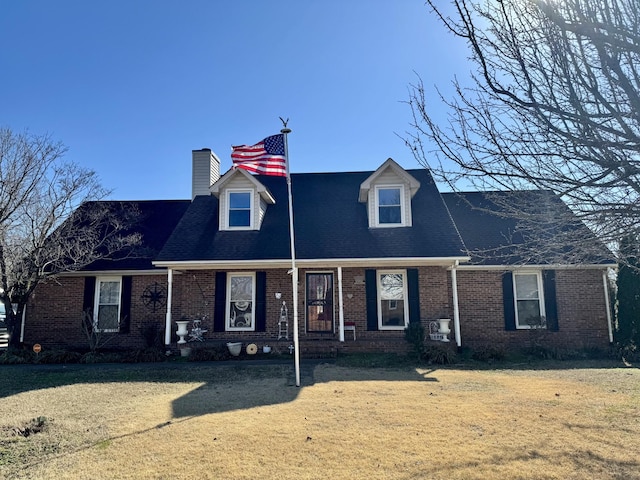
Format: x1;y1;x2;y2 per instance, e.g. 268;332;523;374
338;266;345;342
451;261;462;347
603;270;614;343
164;268;174;345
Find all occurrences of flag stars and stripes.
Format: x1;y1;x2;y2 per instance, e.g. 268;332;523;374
231;134;287;177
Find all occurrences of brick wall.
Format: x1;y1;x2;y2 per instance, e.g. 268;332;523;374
24;266;611;352
456;269;610;349
25;275;168;350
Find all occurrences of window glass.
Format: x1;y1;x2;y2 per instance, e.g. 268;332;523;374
229;192;251;227
228;274;255;330
96;279;121;332
378;271;407;328
514;273;544;327
378;187;402;224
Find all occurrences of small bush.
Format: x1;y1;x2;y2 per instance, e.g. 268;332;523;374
421;344;456;365
36;349;82;364
187;345;231;362
471;345;506;362
616;342;640;363
404;322;425;359
122;347;167;363
80;351;125;364
0;348;35;364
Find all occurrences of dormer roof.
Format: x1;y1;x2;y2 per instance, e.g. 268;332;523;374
210;167;276;204
358;158;421;203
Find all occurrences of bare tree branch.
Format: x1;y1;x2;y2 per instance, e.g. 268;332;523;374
405;0;640;262
0;127;140;347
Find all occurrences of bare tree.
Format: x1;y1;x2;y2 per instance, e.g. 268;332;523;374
406;0;639;262
0;127;140;347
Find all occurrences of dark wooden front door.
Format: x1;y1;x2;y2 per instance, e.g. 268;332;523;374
306;273;334;333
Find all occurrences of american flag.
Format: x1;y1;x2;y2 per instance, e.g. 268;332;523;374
231;134;287;176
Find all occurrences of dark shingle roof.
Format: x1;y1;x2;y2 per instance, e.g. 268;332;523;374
81;200;191;271
442;191;615;265
157;169;467;263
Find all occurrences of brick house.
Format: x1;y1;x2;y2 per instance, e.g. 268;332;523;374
21;149;616;355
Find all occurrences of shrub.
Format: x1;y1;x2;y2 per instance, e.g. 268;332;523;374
471;345;506;362
188;345;231;362
122;347;167;363
36;349;82;364
0;348;36;364
404;322;425;359
421;344;456;365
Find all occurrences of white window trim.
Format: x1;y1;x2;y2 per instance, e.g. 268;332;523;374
374;184;406;228
377;269;409;330
513;271;546;329
93;276;122;333
226;272;256;332
225;189;254;230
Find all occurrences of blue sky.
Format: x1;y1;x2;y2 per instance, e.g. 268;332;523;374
1;1;469;200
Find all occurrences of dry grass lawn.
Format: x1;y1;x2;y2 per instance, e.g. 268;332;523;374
0;359;639;479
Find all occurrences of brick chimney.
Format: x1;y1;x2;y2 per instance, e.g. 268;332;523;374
191;148;221;199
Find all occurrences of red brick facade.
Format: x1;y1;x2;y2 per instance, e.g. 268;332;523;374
23;266;611;352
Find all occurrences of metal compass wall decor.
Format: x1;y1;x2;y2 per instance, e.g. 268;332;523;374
141;282;167;313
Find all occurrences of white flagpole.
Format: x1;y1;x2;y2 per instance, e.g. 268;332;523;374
281;126;301;387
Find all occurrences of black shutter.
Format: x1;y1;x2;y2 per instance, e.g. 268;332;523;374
503;271;516;331
214;272;227;332
119;276;132;334
365;269;378;331
82;277;96;333
407;268;420;324
542;270;559;331
255;272;267;332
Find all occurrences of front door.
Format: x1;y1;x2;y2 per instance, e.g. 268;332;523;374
306;272;334;333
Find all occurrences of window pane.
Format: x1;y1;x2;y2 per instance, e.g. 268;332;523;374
515;275;539;300
230;276;253;301
381;300;405;326
229;192;251;209
517;300;541;326
380;273;404;300
98;305;119;330
229;210;250;226
379;205;401;224
99;281;120;304
231;301;253;327
378;188;400;206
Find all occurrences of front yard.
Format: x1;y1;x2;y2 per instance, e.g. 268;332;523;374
0;358;638;479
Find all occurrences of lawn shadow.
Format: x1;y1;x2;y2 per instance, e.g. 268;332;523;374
170;360;440;418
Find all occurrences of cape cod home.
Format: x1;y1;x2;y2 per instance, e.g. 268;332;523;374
21;147;616;355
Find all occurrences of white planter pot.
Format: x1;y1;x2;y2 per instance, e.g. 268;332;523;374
176;321;189;344
227;342;242;356
438;318;451;342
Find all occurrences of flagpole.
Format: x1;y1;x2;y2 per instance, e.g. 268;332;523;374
281;126;301;387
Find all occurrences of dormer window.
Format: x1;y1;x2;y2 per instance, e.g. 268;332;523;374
377;186;403;225
228;190;252;228
212;168;276;232
359;158;420;229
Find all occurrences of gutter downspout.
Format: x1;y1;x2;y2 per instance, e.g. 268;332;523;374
338;266;345;342
602;270;614;343
164;268;173;345
451;261;461;347
20;306;26;343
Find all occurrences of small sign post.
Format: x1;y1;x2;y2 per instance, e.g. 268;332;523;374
33;344;41;355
